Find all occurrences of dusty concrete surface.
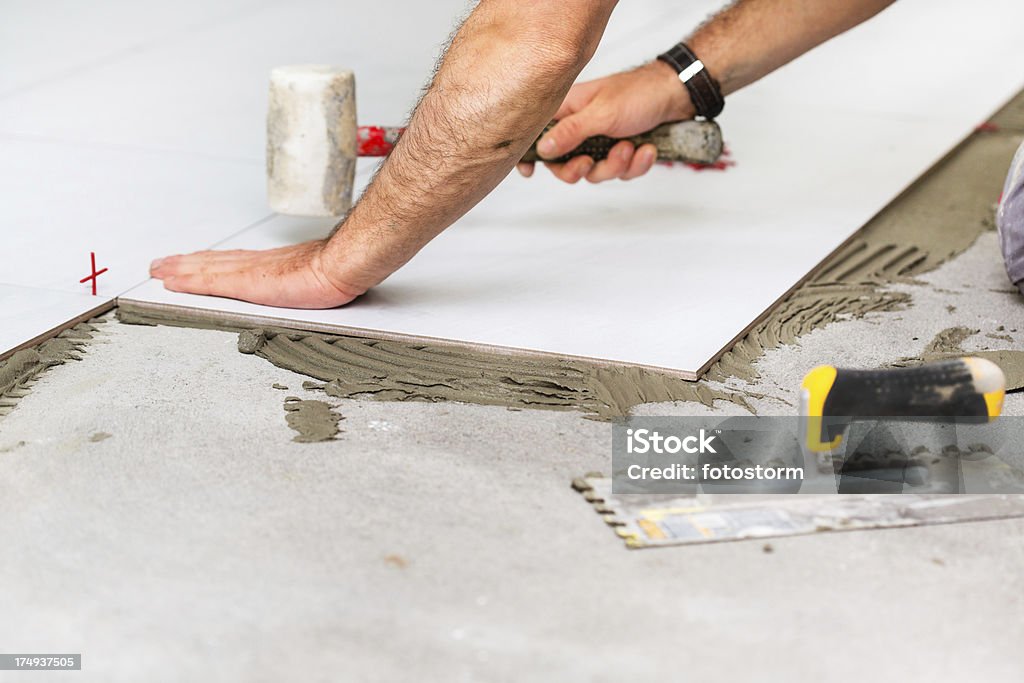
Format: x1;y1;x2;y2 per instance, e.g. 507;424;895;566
3;228;1024;683
3;88;1024;683
1;294;1024;682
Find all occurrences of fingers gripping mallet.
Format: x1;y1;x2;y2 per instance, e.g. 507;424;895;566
266;65;726;217
518;120;723;165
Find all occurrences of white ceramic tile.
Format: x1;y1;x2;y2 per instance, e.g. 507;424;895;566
0;0;491;160
0;137;268;295
644;106;964;216
0;0;270;98
0;1;718;161
120;192;843;377
0;284;112;360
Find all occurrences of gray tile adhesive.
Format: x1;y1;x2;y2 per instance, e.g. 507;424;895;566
283;396;343;443
0;318;107;417
895;325;1024;391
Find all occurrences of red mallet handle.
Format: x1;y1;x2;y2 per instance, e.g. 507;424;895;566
357;126;405;156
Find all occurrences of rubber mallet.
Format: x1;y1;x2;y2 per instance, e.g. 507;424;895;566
267;65;724;217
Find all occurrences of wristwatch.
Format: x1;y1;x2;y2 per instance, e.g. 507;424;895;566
656;42;725;119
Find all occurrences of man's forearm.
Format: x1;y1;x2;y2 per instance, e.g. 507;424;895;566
322;0;618;294
687;0;897;96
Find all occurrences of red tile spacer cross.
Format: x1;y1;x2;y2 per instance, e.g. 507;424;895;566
79;251;108;296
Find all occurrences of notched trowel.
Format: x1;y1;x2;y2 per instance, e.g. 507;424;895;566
573;357;1024;549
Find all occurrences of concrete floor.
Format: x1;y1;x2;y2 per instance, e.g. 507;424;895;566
1;228;1023;682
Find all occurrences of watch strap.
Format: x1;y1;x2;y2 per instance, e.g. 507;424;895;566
657;42;725;119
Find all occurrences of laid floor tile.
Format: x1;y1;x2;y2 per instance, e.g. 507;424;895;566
0;283;112;359
0;137;268;295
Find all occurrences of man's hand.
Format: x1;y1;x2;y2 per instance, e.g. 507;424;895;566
149;240;363;309
518;60;694;184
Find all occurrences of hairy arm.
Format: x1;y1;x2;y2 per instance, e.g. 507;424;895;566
694;0;896;95
325;0;620;291
151;0;618;308
152;0;895;306
533;0;898;183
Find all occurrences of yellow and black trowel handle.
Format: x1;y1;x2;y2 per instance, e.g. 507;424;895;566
800;357;1006;453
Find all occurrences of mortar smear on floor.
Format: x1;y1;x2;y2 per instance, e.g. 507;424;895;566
117;93;1024;419
283;395;343;442
894;326;1024;391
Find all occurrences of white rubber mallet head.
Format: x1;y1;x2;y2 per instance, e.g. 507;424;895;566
267;65;357;217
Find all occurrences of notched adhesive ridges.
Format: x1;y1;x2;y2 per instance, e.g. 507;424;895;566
231;327;748;420
0;319;106;418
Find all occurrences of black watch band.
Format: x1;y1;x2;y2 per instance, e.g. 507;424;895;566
656;42;724;120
